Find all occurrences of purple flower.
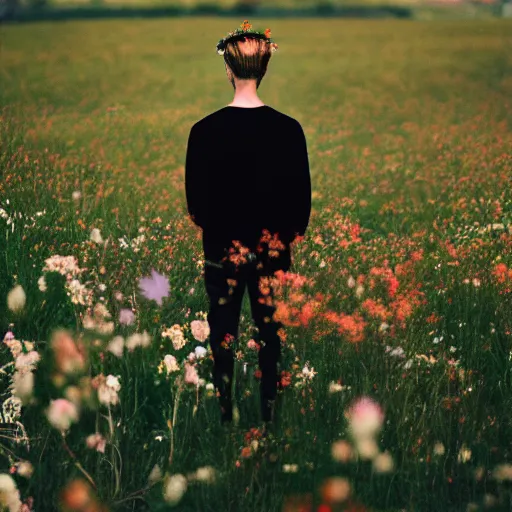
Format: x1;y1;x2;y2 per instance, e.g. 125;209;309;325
119;308;135;326
138;269;170;306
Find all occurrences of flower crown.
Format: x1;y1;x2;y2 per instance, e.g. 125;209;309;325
216;20;278;55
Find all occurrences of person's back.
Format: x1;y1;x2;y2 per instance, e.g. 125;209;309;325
184;20;311;428
186;104;311;267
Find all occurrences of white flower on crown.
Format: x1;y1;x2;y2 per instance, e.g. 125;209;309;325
217;49;225;55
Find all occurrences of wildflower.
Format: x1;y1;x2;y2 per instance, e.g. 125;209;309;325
190;319;210;342
37;275;47;292
194;346;208;359
458;444;472;463
378;322;389;332
345;396;384;440
355;285;364;298
162;324;187;351
60;479;97;511
91;374;121;406
321;477;351;503
492;464;512;481
372;451;394;473
247;339;260;350
0;474;22;512
282;464;299;473
51;330;87;374
15;461;33;478
193;466;216;483
46;398;79;432
148;464;162;485
72;191;81;201
163;354;180;373
15;351;40;373
184;362;199;386
347;276;356;288
301;363;317;380
90;228;103;244
68;279;93;306
355;437;379;460
125;331;151;352
163;473;187;505
138;269;170;306
86;433;107;453
331;440;353;463
107;336;124;357
7;285;26;313
11;370;34;404
119;308;135;326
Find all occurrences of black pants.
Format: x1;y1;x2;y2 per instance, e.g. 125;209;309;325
203;248;290;423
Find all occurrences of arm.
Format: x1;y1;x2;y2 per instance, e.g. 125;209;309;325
281;121;312;244
185;124;209;230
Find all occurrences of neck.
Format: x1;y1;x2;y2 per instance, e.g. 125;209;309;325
230;79;264;107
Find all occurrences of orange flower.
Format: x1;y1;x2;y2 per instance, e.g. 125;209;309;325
264;28;271;38
241;446;252;458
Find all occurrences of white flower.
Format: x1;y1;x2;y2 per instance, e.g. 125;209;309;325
16;461;34;478
433;442;445;456
38;275;47;292
163;473;187;505
282;464;299;473
194;466;216;483
328;381;343;393
0;473;22;512
355;285;364;298
15;351;40;372
125;331;151;351
148;464;163;485
72;190;81;201
7;285;26;313
355;437;379;460
217;48;225;55
194;346;207;359
107;336;124;358
94;374;121;406
372;451;394;473
458;444;472;463
163;354;180;373
347;276;356;288
90;228;103;244
11;370;34;404
301;363;317;380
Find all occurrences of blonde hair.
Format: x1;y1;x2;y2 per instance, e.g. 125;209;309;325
223;36;272;89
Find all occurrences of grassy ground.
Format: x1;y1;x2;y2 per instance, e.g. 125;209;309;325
1;17;512;512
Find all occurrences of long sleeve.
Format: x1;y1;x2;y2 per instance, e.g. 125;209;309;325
281;121;311;243
185;124;208;230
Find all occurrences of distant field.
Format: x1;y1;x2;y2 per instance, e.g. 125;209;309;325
1;17;512;512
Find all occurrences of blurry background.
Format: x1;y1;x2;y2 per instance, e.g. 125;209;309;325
1;0;511;21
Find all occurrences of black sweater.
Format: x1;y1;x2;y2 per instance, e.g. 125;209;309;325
185;105;311;262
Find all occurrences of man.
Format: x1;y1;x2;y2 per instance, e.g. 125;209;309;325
185;21;311;428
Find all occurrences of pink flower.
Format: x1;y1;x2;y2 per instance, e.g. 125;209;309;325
247;339;260;350
119;308;135;326
138;269;170;306
46;398;79;432
190;320;210;342
345;396;384;439
86;432;107;453
184;362;199;386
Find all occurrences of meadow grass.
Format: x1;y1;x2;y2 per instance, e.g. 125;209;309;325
1;17;512;512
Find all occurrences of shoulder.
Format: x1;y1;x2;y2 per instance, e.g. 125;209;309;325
191;107;228;132
265;107;303;130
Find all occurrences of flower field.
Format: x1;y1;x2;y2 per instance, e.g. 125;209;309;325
1;17;512;512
